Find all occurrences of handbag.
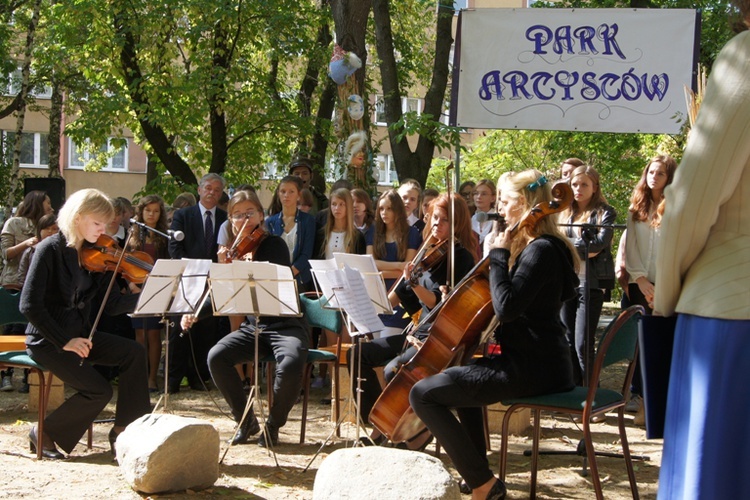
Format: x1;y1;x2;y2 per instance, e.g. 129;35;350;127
637;314;677;439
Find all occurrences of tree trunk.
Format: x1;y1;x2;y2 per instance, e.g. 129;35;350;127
6;0;41;210
113;8;197;186
47;78;63;177
372;0;454;188
208;22;229;175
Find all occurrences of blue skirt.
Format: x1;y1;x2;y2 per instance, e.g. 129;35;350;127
658;314;750;499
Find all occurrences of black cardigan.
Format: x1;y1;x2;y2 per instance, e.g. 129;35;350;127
20;232;139;351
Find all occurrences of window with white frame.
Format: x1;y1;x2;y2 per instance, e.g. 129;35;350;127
68;137;128;171
373;96;424;126
4;68;52;99
3;131;49;168
375;154;399;186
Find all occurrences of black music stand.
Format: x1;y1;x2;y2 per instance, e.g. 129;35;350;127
208;260;301;466
304;262;390;472
132;258;211;413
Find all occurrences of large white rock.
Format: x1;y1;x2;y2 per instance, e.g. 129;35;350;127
313;447;460;500
116;413;220;494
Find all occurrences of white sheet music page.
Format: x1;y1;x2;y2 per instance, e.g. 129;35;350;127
171;259;211;314
210;261;300;317
310;259;339;309
330;264;384;336
333;253;391;314
133;259;186;316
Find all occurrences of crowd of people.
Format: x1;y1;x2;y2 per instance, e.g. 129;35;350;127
4;39;748;489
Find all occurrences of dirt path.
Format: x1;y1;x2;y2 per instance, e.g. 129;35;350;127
0;381;661;499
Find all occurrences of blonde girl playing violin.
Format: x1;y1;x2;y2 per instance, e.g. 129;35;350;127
20;188;149;459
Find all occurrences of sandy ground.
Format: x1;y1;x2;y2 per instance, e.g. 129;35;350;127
0;374;661;500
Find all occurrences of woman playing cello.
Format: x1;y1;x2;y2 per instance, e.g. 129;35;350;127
351;192;477;447
409;170;579;499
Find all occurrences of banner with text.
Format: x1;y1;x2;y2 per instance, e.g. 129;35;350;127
452;9;699;134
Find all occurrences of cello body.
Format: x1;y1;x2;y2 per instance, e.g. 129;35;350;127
368;181;573;443
369;258;496;443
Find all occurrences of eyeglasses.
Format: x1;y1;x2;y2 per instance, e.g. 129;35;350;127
230;211;257;221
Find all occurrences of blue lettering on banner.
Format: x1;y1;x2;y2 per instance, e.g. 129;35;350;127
525;23;626;59
478;68;669;103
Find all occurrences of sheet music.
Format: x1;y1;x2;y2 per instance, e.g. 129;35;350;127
310;253;391;314
133;259;210;315
171;259;211;313
328;265;384;336
209;261;300;317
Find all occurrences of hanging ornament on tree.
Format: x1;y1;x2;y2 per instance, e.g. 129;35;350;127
347;94;365;121
328;44;362;85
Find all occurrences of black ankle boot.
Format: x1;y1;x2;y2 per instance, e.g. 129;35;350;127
231;415;261;445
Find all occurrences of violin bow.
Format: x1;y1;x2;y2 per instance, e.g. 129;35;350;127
80;224;136;366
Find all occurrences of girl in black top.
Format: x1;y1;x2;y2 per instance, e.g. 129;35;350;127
410;170;579;499
21;188;149;459
186;190;309;447
560;165;616;386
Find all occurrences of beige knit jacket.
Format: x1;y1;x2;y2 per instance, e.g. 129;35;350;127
654;30;750;320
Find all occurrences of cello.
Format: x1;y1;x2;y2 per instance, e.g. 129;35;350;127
368;182;573;443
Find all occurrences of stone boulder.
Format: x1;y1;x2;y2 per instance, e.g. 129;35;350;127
116;413;219;494
313;447;460;500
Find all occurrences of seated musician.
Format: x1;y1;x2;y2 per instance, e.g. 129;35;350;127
409;170;579;500
181;190;309;447
20;189;150;459
348;192;477;447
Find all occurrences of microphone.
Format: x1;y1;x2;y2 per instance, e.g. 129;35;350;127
168;229;185;241
129;218;184;241
474;211;505;224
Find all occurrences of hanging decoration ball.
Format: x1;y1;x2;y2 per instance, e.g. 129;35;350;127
347;95;365;121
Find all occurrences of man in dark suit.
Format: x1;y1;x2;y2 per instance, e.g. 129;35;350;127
167;173;227;393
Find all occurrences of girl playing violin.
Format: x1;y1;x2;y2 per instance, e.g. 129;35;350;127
351;193;477;447
409;170;579;499
186;190;309;447
20;188;150;459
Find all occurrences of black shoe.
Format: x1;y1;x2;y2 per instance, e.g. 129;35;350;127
459;480;472;494
486;479;507;500
29;426;65;460
108;428;120;455
19;383;30;394
358;434;387;446
231;415;261;445
189;380;210;391
166;384;180;394
257;423;279;448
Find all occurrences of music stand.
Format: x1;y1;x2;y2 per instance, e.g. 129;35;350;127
132;258;211;413
207;260;301;465
304;262;390;471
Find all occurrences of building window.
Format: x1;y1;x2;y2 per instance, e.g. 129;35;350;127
2;131;49;168
375;154;398;186
454;0;469;12
4;68;52;99
373;96;424;126
68;137;129;171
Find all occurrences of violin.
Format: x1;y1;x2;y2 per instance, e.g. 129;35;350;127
80;234;154;284
408;239;449;286
226;225;267;263
369;182;574;443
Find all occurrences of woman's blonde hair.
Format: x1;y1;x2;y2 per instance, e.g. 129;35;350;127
57;188;114;249
322;188;358;254
498;169;579;271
